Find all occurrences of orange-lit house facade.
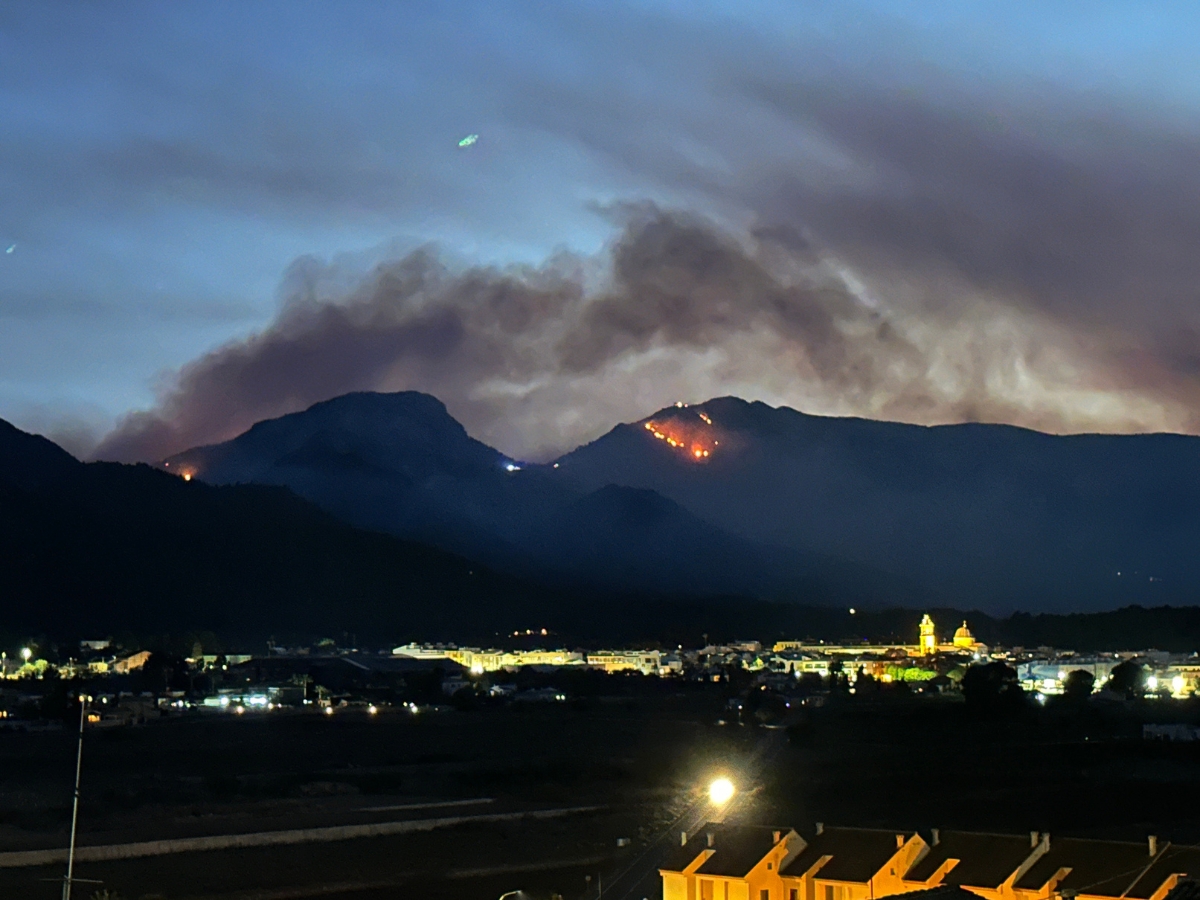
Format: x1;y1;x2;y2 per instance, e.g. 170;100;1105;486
663;826;1200;900
661;827;802;900
782;826;926;900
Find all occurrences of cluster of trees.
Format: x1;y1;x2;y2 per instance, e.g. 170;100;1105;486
958;657;1157;716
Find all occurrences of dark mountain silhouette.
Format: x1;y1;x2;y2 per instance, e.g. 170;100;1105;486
166;392;915;607
0;418;79;489
518;484;913;601
552;397;1200;612
10;414;1200;649
0;417;557;642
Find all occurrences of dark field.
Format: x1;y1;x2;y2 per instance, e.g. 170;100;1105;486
3;688;1200;900
764;695;1200;841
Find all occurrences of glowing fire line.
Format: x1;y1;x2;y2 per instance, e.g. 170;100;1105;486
643;415;715;461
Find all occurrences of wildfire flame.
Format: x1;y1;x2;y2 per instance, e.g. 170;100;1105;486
642;409;716;461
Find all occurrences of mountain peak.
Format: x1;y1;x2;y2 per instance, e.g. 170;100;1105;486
0;417;81;490
164;389;498;485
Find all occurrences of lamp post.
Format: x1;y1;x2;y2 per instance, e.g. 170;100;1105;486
62;694;91;900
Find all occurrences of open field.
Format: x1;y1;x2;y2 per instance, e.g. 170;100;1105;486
755;695;1200;841
4;688;1200;899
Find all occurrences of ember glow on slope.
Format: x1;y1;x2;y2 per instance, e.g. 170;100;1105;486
644;405;717;461
4;3;1200;461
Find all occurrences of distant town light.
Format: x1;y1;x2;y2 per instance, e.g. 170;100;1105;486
1147;676;1159;691
709;777;735;805
324;705;334;716
20;647;31;662
1172;675;1186;694
368;704;378;715
849;608;856;615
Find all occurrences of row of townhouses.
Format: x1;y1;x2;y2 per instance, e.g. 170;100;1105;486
662;824;1199;900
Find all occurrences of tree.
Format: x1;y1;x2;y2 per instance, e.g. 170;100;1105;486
961;661;1024;714
1062;669;1096;702
1107;660;1146;697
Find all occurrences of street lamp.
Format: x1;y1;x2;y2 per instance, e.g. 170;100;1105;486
709;777;735;806
63;694;93;900
21;647;32;662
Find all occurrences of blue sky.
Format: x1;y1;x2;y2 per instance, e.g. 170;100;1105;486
3;2;1200;459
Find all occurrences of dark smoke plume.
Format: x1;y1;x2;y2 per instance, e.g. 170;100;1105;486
94;203;1189;463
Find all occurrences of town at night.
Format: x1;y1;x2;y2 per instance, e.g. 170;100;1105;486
6;3;1200;900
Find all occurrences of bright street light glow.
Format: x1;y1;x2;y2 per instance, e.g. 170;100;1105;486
1147;676;1159;691
709;777;735;805
20;647;31;661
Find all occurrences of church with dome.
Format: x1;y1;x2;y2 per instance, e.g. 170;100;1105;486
774;614;987;658
916;614;986;656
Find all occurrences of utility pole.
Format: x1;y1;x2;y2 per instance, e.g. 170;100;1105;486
63;694;89;900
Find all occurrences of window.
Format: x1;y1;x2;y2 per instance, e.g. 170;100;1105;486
761;891;770;900
701;881;714;900
790;891;798;900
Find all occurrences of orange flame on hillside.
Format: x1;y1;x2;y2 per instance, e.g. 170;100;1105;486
643;408;717;461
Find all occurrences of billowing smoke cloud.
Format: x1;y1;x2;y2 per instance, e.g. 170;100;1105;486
7;5;1200;465
75;7;1200;462
94;198;1197;463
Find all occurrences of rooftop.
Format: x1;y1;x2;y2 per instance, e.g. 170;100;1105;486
782;827;910;882
906;831;1040;888
1015;838;1160;896
693;825;791;878
1126;848;1200;899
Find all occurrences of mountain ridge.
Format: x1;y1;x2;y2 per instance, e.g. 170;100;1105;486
552;396;1200;612
164;391;917;607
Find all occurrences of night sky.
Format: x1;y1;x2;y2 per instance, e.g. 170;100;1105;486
3;2;1200;462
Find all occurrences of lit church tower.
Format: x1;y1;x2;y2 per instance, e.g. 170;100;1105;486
918;614;937;656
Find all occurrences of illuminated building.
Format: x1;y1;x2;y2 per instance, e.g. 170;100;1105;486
919;615;937;656
112;650;152;674
441;647;586;673
662;825;1200;900
952;622;975;650
587;650;667;676
661;826;800;900
772;616;988;662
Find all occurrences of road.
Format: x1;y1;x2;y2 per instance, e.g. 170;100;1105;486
597;727;788;900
